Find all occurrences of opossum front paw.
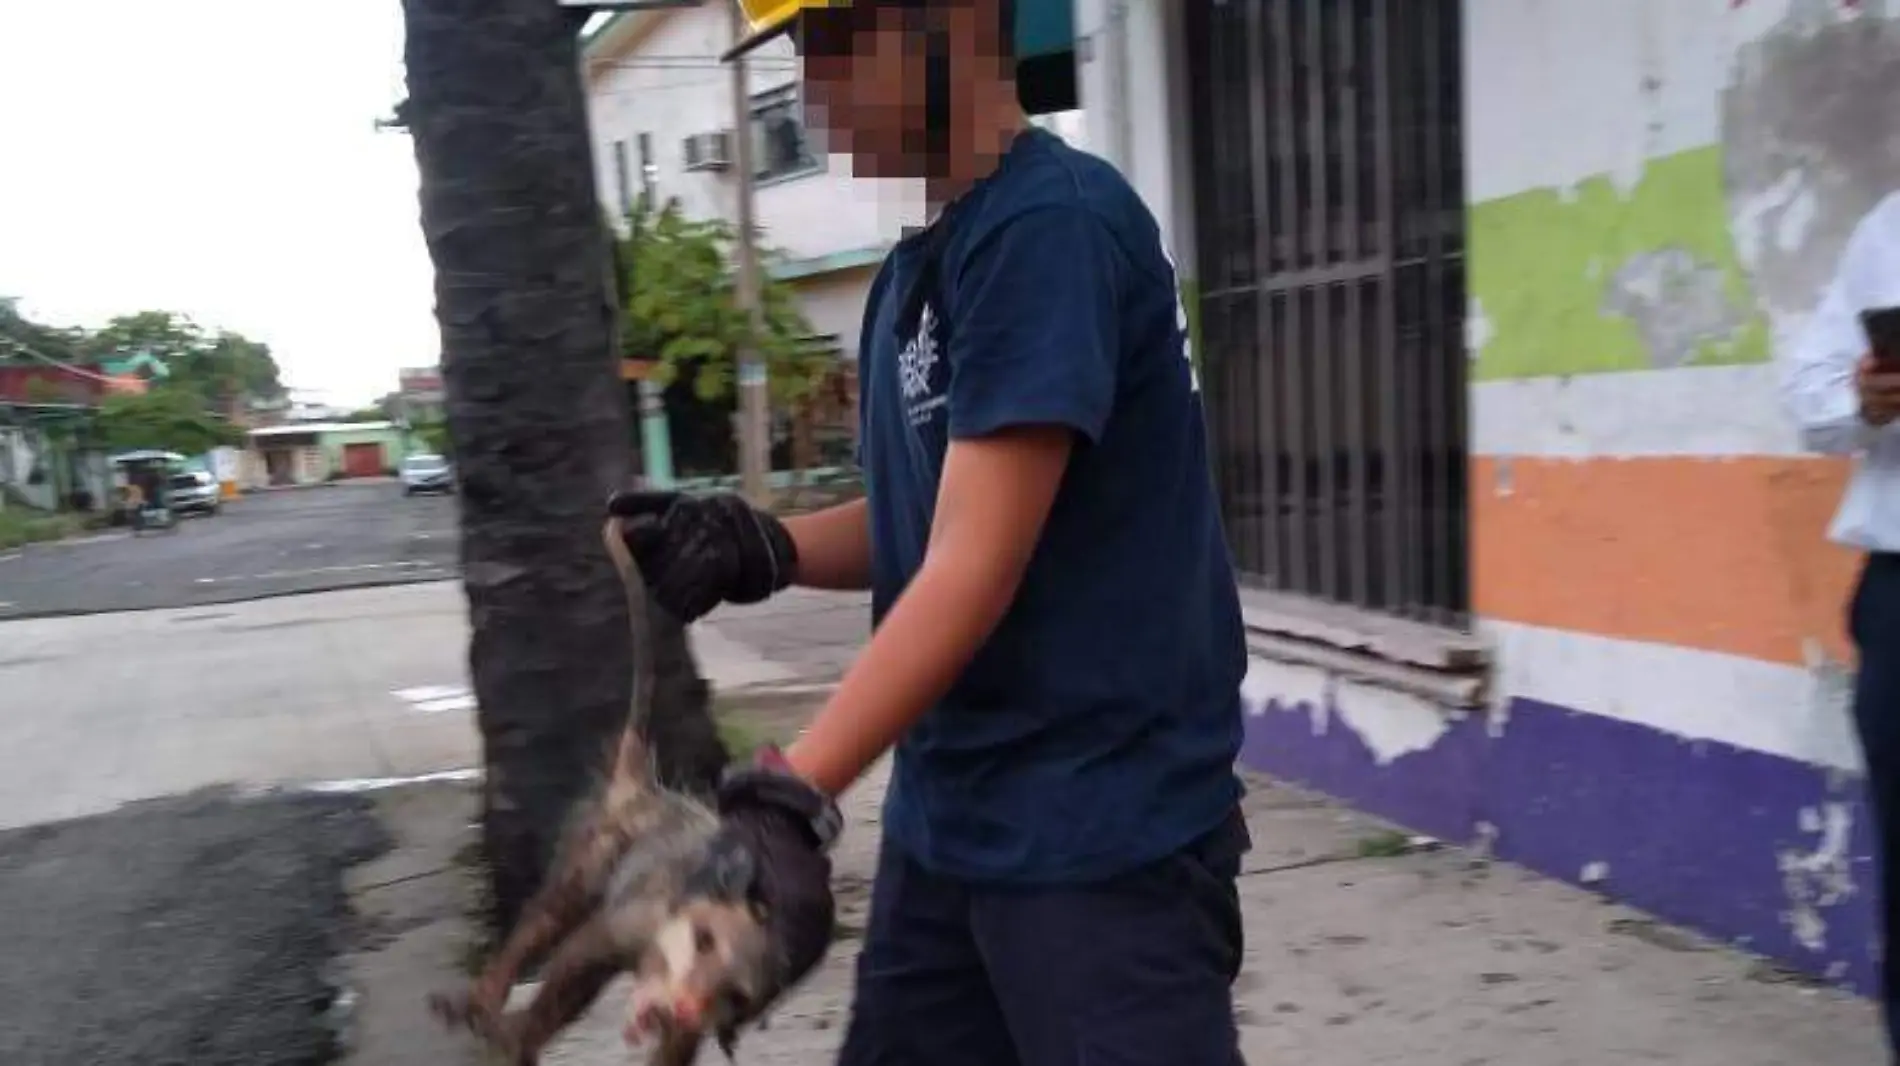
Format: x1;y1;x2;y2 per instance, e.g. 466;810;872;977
429;989;503;1036
428;990;473;1028
484;1014;539;1066
623;1000;666;1045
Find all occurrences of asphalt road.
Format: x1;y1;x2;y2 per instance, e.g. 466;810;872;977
0;481;458;620
0;483;470;1066
0;788;390;1066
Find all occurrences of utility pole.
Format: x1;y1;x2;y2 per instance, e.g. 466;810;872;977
726;0;771;505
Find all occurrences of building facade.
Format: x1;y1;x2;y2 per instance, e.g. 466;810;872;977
580;8;1088;367
395;365;445;427
1075;0;1890;994
242;421;414;488
582;11;891;363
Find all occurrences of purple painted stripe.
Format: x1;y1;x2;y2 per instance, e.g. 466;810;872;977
1239;691;1878;994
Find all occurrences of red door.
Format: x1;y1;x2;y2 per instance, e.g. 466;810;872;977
342;442;384;478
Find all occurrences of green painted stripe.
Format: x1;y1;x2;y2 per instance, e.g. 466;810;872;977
1468;146;1768;382
768;244;890;282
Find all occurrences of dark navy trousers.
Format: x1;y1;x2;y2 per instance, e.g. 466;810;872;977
1853;553;1900;1059
835;809;1251;1066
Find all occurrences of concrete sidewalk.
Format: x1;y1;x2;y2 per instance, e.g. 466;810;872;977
450;754;1882;1066
334;587;1888;1064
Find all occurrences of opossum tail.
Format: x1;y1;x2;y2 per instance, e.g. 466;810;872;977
602;516;660;788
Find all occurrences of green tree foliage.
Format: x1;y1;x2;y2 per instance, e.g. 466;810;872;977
0;298;89;366
616;196;831;409
93;389;245;456
411;417;453;459
84;311;286;411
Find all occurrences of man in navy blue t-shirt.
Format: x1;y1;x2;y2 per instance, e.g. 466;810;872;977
609;2;1250;1062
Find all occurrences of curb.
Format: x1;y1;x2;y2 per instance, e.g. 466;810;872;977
714;679;840;712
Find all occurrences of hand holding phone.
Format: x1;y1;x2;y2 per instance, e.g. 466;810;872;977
1858;306;1900;371
1856;307;1900;427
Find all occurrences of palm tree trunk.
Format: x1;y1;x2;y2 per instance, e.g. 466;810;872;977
399;0;727;934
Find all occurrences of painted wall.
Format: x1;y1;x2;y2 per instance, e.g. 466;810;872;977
1230;0;1893;995
316;424;411;476
0;426;57;510
788;265;880;362
583;10;920;265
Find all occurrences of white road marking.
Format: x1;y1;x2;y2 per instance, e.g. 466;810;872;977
63;533;131;547
393;683;476;715
302;767;483;794
176;560;446;588
0;553;21;565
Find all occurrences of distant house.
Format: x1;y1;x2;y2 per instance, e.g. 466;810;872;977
242;421;415;488
396;366;444;426
0;358;145;407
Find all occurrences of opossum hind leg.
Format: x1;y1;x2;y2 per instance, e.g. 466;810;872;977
491;914;630;1066
435;820;636;1030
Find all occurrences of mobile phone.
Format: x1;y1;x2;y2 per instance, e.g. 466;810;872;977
1859;306;1900;369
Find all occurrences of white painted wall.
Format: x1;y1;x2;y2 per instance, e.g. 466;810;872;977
584;11;911;261
1073;0;1194;266
586;13;1104;367
0;427;55;510
791;265;881;361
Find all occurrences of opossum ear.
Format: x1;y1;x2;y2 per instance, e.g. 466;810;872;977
683;834;758;901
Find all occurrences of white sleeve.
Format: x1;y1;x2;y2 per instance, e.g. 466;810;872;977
1778;201;1894;455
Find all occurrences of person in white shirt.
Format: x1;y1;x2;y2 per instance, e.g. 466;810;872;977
1782;189;1900;1059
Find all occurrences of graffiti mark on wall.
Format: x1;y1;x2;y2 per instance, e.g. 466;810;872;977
1777;801;1857;952
1601;247;1753;370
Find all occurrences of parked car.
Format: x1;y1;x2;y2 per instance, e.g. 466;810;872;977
399;453;455;496
168;470;221;516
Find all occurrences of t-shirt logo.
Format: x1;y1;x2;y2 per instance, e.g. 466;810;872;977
899;302;947;427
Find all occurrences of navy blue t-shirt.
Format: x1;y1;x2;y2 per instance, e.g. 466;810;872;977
857;128;1247;885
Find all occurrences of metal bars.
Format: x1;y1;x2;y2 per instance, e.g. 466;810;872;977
1187;0;1470;627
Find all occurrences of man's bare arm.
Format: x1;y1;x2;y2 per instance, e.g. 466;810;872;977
781;498;873;591
785;426;1073;797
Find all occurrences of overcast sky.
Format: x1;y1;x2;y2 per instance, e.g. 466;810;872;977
0;1;436;408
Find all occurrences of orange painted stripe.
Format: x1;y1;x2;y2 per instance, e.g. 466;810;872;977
1472;456;1865;666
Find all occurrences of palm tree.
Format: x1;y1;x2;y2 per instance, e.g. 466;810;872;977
399;0;728;933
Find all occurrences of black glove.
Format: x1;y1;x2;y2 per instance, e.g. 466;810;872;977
606;490;799;624
681;747;841;1037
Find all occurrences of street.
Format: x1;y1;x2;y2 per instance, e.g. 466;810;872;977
0;481;458;621
0;477;847;1065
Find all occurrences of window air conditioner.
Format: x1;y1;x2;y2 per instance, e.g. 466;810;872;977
682;131;733;173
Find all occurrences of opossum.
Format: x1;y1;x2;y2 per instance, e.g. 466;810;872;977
429;516;776;1066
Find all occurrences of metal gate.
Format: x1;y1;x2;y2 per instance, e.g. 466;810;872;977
1186;0;1470;628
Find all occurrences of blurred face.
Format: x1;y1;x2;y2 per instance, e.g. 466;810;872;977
794;7;931;180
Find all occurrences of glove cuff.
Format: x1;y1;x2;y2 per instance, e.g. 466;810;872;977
719;497;798;605
717;747;843;852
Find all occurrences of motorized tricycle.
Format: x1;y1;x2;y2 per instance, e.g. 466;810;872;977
111;451;185;536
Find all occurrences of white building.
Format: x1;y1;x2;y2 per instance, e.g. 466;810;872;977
582;12;899;363
580;10;1087;366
